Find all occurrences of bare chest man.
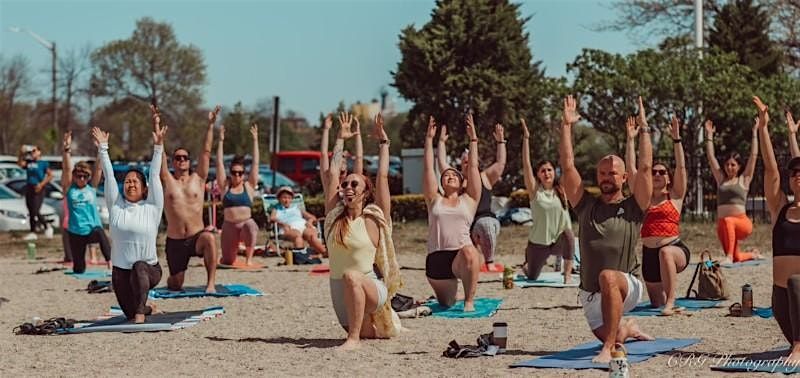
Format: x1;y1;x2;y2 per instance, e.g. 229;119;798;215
164;174;206;238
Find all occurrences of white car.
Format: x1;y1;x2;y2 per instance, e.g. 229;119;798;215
0;163;25;181
0;186;59;231
1;178;109;227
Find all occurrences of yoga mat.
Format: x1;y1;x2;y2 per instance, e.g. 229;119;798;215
710;350;800;374
217;260;266;270
59;306;224;334
754;307;774;319
510;338;700;369
721;259;767;268
148;284;262;299
514;272;579;288
59;260;109;267
64;270;111;280
480;263;505;273
309;264;330;277
626;298;722;316
426;298;502;318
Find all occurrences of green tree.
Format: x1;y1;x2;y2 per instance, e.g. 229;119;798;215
709;0;782;76
393;0;548;191
0;54;33;154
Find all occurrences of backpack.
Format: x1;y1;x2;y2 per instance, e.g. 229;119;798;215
685;249;729;300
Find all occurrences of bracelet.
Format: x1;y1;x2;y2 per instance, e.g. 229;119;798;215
496;140;507;144
379;139;390;145
640;126;652;133
704;139;713;144
672;139;681;143
470;139;478;143
63;148;71;153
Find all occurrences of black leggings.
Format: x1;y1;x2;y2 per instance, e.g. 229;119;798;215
525;229;574;280
112;262;162;320
24;184;45;232
772;275;800;345
67;228;111;274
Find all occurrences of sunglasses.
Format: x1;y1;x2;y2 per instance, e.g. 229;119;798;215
173;155;190;162
652;169;668;176
231;170;245;176
74;173;91;179
340;180;360;189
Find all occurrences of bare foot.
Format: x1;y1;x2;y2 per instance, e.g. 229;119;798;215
592;347;613;364
90;259;99;265
245;259;253;266
463;301;475;312
625;318;655;341
751;249;765;260
205;284;217;294
337;338;361;351
148;302;162;315
564;275;573;284
134;314;145;324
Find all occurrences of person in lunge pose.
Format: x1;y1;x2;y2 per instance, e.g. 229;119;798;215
560;95;654;363
323;112;401;350
93;120;165;323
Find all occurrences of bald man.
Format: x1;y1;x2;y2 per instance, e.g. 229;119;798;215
558;96;655;363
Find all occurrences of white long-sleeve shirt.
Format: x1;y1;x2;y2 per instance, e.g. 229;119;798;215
100;142;164;269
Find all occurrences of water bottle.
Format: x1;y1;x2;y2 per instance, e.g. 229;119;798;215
554;256;563;273
502;266;515;289
609;343;630;378
741;284;753;317
26;242;36;260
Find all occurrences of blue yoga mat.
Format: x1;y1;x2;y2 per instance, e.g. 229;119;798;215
710;350;799;374
149;284;262;299
59;306;225;334
721;259;768;268
626;298;721;316
64;270;111;279
514;273;579;288
510;338;700;369
754;307;774;318
426;298;502;318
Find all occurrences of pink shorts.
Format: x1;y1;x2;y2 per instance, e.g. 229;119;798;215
220;219;258;264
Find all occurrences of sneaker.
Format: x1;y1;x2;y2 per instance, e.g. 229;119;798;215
23;233;38;241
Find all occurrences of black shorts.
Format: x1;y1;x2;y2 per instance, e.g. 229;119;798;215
426;250;458;280
642;239;691;283
166;230;212;276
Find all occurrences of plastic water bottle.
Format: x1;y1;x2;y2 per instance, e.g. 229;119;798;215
609;344;630;378
26;242;36;260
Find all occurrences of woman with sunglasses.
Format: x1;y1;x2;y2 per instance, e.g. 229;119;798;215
93;121;165;324
756;96;800;364
704;116;763;263
17;143;53;239
519;118;575;284
323;112;402;350
61;131;111;273
424;114;483;313
626;115;690;315
216;123;261;266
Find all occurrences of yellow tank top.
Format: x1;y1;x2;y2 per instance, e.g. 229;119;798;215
327;217;376;279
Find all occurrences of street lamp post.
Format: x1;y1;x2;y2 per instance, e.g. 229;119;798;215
9;27;57;154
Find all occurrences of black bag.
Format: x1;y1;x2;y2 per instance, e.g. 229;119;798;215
391;293;416;312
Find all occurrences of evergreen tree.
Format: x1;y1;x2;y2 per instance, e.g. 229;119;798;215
709;0;782;76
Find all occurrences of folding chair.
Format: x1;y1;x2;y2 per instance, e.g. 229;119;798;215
262;193;324;255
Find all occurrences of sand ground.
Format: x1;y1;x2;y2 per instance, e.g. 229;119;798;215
0;222;788;377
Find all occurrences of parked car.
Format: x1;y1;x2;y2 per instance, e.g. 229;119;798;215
1;178;109;227
271;150;321;185
205;165;299;195
0;163;25;181
0;185;59;231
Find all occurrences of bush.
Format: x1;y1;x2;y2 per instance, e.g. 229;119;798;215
507;186;601;209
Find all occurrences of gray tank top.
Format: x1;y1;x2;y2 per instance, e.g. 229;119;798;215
717;178;747;206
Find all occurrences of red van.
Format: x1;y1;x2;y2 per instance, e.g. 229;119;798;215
271;151;321;184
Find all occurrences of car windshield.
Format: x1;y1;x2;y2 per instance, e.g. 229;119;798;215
0;186;19;199
259;169;296;188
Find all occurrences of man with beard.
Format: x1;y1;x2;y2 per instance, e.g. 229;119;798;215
153;104;220;294
558;95;655;363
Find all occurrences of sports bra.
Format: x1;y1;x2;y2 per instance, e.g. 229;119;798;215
718;179;747;206
772;203;800;257
223;188;252;208
641;197;680;237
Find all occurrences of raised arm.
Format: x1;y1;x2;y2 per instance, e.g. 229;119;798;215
91;148;103;189
625;116;639;192
353;117;364;175
520;119;537;194
756;97;786;220
437;125;451;173
216;125;227;191
151;104;171;181
248;123;260;188
559;95;584;206
61;131;72;191
320;114;332;187
197;105;220;180
741;116;759;187
464;113;481;202
373;113;391;219
148;122;166;208
325;112;358;213
787;110;800;158
704;120;724;185
633;96;653;211
669;115;688;200
483;123;506;185
92;127;118;208
423;116;440;205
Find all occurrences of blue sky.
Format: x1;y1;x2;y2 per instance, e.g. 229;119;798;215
0;0;642;123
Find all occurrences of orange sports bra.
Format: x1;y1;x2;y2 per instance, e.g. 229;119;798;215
641;198;680;237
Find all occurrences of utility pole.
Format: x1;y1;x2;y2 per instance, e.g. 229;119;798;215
271;96;280;191
695;0;705;217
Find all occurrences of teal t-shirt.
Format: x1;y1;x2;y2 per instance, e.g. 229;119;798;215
66;184;102;235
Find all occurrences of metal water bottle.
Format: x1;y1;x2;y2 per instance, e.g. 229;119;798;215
742;284;753;317
609;343;630;378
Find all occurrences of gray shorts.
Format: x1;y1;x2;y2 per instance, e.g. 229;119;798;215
330;271;388;327
471;216;500;262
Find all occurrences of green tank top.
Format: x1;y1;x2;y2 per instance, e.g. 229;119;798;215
528;189;571;245
717;178;747;206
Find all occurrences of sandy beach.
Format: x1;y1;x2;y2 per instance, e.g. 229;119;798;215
0;222;787;377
